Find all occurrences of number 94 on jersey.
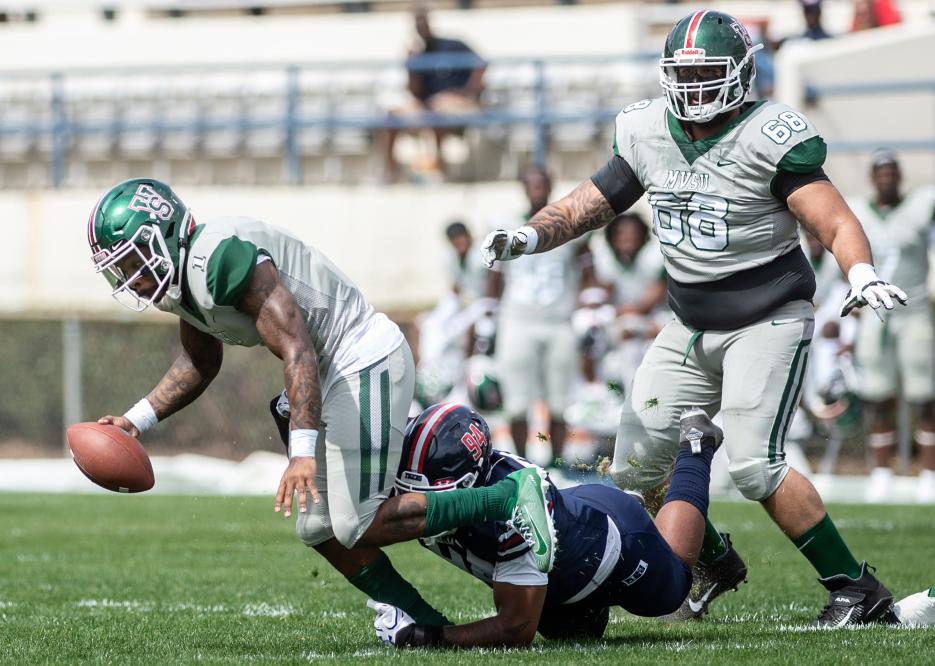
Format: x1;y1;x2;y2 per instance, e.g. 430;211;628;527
650;192;730;251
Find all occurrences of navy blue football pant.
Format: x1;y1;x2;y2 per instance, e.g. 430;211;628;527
538;484;691;639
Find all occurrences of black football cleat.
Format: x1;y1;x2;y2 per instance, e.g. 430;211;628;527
815;561;898;627
668;532;748;620
678;407;724;454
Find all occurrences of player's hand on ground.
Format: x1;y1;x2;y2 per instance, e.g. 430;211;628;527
96;415;141;439
840;263;908;317
481;228;533;268
367;599;415;647
274;457;319;517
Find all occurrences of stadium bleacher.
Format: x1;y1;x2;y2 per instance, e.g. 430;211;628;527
0;1;929;189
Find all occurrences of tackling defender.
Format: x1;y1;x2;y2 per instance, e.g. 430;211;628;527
367;402;723;648
482;10;906;626
88;178;556;629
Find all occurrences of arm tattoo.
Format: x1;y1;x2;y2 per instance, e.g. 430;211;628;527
528;179;616;253
147;321;223;420
240;262;322;432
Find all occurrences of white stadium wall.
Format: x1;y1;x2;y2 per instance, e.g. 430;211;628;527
775;21;935;195
0;1;930;71
0;1;932;315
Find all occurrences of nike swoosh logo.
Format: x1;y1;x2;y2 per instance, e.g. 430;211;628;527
796;535;816;550
771;319;797;326
717;159;735;167
833;606;856;627
688;582;719;613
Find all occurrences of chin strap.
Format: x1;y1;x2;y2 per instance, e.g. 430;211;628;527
165;213;193;301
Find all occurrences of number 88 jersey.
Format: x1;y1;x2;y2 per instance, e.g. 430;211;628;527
613;97;826;284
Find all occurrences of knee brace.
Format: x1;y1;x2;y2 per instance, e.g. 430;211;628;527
869;431;897;449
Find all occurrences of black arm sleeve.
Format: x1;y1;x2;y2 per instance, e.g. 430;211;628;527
590;155;646;215
771;167;831;202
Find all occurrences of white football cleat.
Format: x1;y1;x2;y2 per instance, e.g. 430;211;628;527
916;469;935;504
893;587;935;626
865;467;894;503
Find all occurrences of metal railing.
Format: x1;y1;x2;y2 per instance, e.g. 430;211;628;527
0;51;659;187
805;78;935;154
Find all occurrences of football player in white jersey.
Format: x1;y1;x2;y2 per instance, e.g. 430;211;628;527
482;10;906;627
487;166;593;468
847;150;935;503
87;178;557;631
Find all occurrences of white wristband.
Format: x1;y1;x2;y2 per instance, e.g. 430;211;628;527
847;263;878;291
289;429;319;458
516;225;539;255
123;398;158;434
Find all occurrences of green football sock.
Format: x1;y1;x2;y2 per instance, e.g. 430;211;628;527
423;478;516;537
698;517;728;564
346;552;450;626
792;513;862;580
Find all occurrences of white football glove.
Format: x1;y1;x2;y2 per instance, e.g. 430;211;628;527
839;263;908;317
367;599;415;647
480;225;539;268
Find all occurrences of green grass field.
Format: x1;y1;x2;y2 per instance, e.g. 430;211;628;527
1;494;932;664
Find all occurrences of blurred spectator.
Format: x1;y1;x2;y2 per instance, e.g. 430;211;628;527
852;0;902;31
413;220;490;409
592;213;667;391
745;18;776;99
846;150;935;503
382;8;486;182
488;166;592;469
801;0;834;40
601;213;667;320
445;221;489;304
778;0;833;49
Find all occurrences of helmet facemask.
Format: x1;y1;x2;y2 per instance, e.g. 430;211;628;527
93;221;179;312
395;465;479;544
88;178;192;313
394;468;479;495
660;45;762;123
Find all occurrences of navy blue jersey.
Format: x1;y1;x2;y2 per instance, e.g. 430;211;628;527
420;451;692;615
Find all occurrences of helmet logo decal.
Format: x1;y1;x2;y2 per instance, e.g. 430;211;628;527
730;21;753;49
460;423;488;462
673;47;705;61
128;184;175;221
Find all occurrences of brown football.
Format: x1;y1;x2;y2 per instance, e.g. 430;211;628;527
66;422;155;493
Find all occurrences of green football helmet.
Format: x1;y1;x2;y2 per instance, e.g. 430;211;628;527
465;355;503;413
88;178;192;312
660;10;763;123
